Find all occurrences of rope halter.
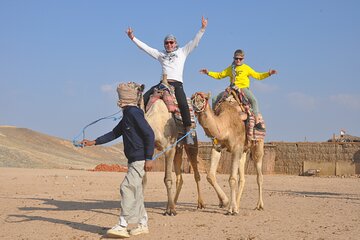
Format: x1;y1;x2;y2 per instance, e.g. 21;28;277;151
191;92;209;113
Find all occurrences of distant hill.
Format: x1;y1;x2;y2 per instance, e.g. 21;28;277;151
0;126;127;170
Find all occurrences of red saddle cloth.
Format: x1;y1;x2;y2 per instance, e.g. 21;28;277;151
146;84;196;126
146;85;179;113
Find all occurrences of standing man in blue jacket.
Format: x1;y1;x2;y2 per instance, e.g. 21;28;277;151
81;82;155;238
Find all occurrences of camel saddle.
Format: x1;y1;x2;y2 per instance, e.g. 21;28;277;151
146;83;196;128
213;85;266;141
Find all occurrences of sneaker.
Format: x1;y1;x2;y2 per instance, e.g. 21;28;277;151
106;225;130;238
254;122;266;132
129;224;149;236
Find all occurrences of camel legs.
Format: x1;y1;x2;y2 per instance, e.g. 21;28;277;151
235;152;247;212
173;145;184;205
206;148;229;208
251;141;264;210
227;150;241;215
184;143;205;209
163;147;177;216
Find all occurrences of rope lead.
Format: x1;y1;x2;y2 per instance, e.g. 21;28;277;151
72;111;122;147
72;110;197;162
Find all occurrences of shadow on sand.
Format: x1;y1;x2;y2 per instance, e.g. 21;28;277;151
6;197;181;236
267;189;360;201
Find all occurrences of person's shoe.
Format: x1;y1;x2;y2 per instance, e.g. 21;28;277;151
185;132;195;145
129;224;149;236
106;225;130;238
254;122;266;132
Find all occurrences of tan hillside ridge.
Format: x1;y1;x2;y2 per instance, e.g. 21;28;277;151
0;126;126;170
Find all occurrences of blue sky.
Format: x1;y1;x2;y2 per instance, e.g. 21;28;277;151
1;0;359;143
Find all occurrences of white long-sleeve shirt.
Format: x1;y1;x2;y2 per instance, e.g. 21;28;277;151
132;29;205;83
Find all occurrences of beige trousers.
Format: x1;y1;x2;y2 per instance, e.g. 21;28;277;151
119;160;147;226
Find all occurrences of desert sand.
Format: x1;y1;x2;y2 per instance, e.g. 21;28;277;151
0;167;359;240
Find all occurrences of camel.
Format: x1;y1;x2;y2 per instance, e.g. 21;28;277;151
191;92;264;215
144;86;205;216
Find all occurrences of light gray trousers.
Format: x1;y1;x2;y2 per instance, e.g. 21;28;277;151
242;88;260;116
119;160;148;226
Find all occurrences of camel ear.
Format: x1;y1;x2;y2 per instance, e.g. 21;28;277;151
139;84;145;92
207;92;211;100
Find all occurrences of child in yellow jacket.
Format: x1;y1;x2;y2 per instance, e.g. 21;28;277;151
200;49;277;131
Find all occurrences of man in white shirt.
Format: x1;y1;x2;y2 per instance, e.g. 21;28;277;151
126;16;208;145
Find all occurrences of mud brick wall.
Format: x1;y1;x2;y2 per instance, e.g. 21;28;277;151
271;142;360;175
195;142;277;175
194;142;360;175
152;142;360;175
152;143;210;173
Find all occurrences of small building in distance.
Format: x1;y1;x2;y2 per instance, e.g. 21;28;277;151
328;129;360;142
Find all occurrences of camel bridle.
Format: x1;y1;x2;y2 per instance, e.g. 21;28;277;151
191;92;208;113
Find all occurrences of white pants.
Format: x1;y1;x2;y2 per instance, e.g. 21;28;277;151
118;160;148;227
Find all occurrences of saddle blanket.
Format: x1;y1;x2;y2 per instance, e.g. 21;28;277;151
213;86;266;141
146;83;196;127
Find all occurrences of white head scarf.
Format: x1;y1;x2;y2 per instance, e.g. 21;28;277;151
117;82;144;108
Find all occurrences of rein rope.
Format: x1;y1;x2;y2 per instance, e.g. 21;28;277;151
72;110;196;161
151;128;196;160
72;111;122;147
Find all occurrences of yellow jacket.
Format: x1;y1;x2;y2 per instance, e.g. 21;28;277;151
208;63;270;88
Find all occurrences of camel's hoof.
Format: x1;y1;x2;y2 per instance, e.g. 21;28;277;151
219;203;228;209
254;206;264;211
197;201;205;209
163;211;177;216
225;211;238;216
219;200;229;209
197;203;206;209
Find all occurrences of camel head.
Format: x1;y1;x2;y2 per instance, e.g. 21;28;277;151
191;92;211;113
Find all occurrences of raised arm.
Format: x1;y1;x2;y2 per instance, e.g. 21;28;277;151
182;16;208;54
125;27;162;59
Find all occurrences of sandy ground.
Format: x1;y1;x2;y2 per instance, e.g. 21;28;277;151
0;167;359;240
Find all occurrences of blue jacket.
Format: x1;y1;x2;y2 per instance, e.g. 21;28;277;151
95;106;155;163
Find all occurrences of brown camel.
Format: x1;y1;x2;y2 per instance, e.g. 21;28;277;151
191;92;264;215
144;93;205;216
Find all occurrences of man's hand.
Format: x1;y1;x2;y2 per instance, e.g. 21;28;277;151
126;27;134;40
80;139;95;147
269;69;278;76
144;160;153;172
199;68;209;75
201;16;208;30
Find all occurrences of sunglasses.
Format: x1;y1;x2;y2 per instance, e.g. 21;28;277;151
234;57;244;61
165;41;175;45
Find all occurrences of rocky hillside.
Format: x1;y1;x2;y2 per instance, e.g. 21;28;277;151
0;126;126;170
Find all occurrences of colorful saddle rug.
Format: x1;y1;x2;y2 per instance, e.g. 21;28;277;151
146;83;196;127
